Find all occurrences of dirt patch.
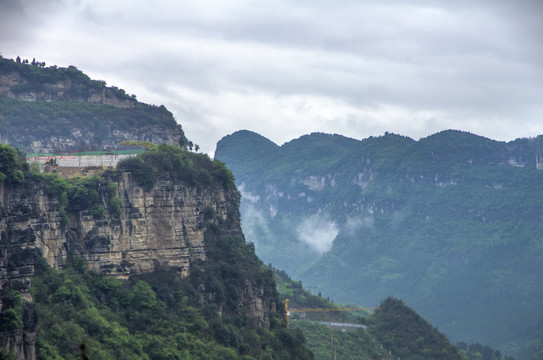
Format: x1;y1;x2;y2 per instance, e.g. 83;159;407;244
43;166;109;178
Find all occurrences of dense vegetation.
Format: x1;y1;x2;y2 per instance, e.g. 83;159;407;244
215;129;543;359
0;96;182;151
117;143;235;191
0;57;186;152
369;298;462;360
30;256;312;359
0;56;129;99
273;267;510;360
0;144;27;184
0;143;312;359
458;342;516;360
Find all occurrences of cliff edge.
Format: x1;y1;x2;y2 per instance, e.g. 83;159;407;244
0;145;277;359
0;56;187;153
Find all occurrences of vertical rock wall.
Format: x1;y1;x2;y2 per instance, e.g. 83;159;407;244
0;170;266;359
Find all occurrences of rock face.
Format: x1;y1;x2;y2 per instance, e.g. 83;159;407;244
28;171;232;276
0;170;269;359
0;69;134;108
21;125;185;154
0;58;187;153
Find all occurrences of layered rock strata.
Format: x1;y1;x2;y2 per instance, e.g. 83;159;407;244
0;170;267;359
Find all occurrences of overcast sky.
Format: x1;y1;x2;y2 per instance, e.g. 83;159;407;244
2;0;542;155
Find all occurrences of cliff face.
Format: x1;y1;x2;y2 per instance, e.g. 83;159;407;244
0;170;270;359
22;172;231;276
18;125;184;154
0;58;187;153
0;68;134;108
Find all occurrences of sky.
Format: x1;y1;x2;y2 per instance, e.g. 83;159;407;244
2;0;542;155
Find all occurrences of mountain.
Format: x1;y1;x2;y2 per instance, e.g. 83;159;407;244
215;129;543;359
274;267;513;360
0;56;186;153
0;55;531;359
0;58;315;359
0;144;313;359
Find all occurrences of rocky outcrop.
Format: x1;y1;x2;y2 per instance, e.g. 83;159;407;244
0;170;269;359
23;123;184;154
0;71;135;108
0;171;236;274
0;303;36;360
0;59;188;153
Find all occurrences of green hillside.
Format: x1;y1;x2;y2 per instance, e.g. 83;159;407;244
273;266;514;360
215;130;543;359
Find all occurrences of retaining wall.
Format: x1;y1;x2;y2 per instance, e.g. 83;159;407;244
28;154;137;168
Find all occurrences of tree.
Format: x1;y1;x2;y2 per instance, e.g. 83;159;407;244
0;145;18;181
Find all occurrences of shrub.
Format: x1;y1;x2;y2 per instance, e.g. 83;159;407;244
42;174;68;197
10;169;24;184
109;198;122;215
117;144;236;190
117;157;157;191
203;206;216;220
0;144;17;175
0;291;24;332
90;205;105;219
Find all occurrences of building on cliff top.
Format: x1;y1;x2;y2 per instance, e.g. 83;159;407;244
26;150;144;168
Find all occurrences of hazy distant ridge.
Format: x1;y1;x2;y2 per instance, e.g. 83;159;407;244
215;129;543;360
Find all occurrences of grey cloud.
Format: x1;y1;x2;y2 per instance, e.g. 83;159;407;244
0;0;65;54
0;0;27;44
2;0;542;154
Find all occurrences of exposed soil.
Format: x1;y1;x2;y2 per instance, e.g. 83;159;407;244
43;166;108;178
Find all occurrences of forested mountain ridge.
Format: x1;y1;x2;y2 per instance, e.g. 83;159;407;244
215;129;543;359
0;56;187;153
0;144;314;359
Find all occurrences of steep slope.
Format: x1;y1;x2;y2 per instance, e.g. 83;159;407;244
0;144;313;359
214;130;280;178
215;129;543;359
274;268;478;360
0;56;187;153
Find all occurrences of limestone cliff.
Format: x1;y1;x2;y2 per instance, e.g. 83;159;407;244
0;70;134;108
0;57;187;153
0;168;272;359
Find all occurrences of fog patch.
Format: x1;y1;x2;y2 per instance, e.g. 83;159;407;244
344;215;374;236
296;214;338;254
238;184;259;204
240;205;272;246
238;186;273;248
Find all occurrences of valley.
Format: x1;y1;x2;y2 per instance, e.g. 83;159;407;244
0;55;536;360
215;129;543;359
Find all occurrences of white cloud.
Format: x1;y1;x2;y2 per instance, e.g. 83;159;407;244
296;214;339;254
